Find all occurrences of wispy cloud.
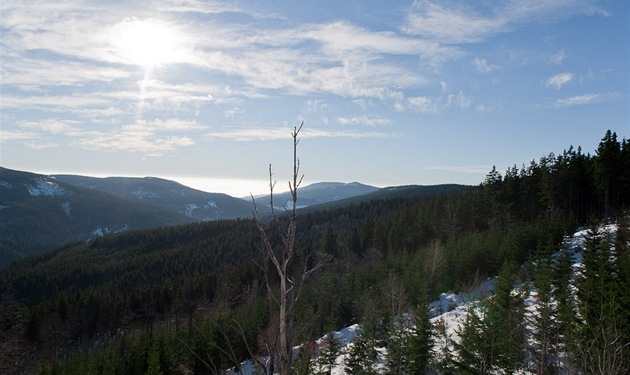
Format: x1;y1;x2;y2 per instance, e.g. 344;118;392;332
550;49;566;64
403;91;473;113
473;57;498;73
0;130;40;142
8;117;204;155
205;127;399;141
403;0;605;44
545;72;574;89
337;116;392;127
553;92;620;107
75;123;196;156
25;142;59;149
19;119;82;135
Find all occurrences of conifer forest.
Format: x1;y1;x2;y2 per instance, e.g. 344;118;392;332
1;129;629;374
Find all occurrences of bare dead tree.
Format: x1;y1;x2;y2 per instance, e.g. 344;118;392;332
251;122;326;375
425;239;444;289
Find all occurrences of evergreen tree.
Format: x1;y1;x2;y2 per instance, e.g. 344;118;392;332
404;285;433;374
529;253;559;374
315;332;341;375
345;328;378;375
384;317;409;375
145;339;163;375
454;262;526;374
552;236;577;352
595;130;622;217
454;301;494;374
574;225;629;373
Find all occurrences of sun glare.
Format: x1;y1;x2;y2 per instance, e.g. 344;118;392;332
112;18;188;67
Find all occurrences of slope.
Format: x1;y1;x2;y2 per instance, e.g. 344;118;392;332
0;167;196;266
252;181;379;209
53;174;260;221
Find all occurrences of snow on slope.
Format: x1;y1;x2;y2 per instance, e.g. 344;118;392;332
23;178;70;196
228;224;615;375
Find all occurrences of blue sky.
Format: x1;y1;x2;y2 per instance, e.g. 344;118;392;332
1;0;628;196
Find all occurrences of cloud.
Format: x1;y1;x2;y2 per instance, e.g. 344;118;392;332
0;130;39;142
550;49;566;64
19;119;81;135
403;1;504;43
553;92;620;107
545;72;574;89
407;96;440;113
25;142;59;149
404;90;472;113
473;57;498;73
403;0;605;44
224;108;244;120
337;116;392;127
76;126;195;156
151;0;244;14
205;127;398;141
16;118;203;155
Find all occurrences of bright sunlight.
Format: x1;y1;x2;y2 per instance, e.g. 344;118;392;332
111;18;189;67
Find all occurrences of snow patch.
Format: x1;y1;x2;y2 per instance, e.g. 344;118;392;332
61;201;72;221
23;179;69;196
90;225;130;239
430;278;495;316
0;180;12;189
185;203;198;216
132;187;158;200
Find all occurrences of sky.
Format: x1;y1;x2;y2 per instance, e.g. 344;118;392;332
1;0;628;197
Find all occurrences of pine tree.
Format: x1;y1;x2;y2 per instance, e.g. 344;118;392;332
454;301;493;374
490;262;527;372
405;285;433;374
530;254;559;374
384;317;409;375
575;225;629;373
454;262;526;374
552;236;577;355
595;130;622;217
345;328;378;375
145;339;163;375
315;332;341;375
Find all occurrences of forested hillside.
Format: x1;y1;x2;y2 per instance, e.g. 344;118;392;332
0;168;196;266
0;130;629;374
52;175;258;221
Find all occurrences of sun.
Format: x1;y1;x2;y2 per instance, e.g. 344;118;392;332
112;18;188;67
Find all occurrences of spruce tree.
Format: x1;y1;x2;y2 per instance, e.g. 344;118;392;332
345;328;378;375
530;254;559;374
405;285;433;374
575;225;629;373
454;262;526;374
315;332;341;375
552;236;577;356
384;317;409;375
454;301;494;374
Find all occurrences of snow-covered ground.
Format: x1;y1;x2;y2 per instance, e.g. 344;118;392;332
23;178;70;197
227;224;616;375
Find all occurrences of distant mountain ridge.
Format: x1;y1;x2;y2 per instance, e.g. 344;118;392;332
300;183;473;212
0;167;195;266
1;167;473;266
253;181;379;209
53;174;258;221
